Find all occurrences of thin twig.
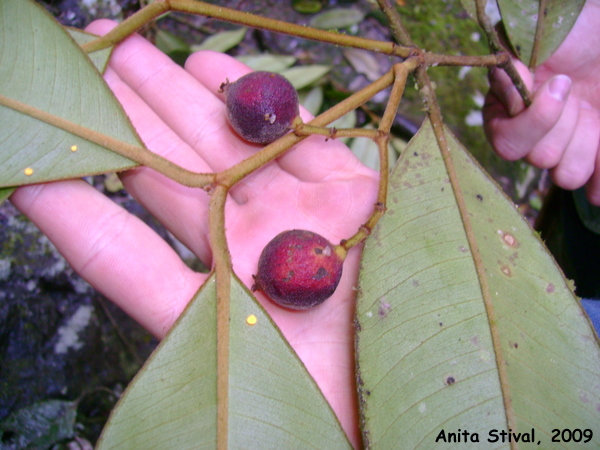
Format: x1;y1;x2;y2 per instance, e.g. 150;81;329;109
209;184;232;449
474;0;532;106
340;60;415;251
376;0;415;47
529;0;549;68
82;0;413;58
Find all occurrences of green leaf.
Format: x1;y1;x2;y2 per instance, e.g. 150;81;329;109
299;85;324;116
155;28;191;55
309;8;365;30
330;110;357;142
155;28;192;66
236;54;297;73
292;0;325;14
281;65;331;90
356;119;600;447
349;125;398;171
97;274;351;448
0;399;77;449
0;0;139;189
67;27;113;74
191;27;247;53
459;0;478;19
343;49;382;81
0;187;14;205
497;0;585;66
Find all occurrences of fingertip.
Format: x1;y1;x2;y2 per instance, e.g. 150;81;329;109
84;18;119;35
552;164;593;191
185;50;253;96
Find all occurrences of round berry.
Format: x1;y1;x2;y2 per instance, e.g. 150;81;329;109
221;71;299;144
252;229;344;310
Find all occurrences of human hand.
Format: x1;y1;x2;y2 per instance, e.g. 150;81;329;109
10;19;378;447
483;0;600;204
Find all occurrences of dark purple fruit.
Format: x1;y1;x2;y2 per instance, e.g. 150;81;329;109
221;71;299;144
252;229;344;310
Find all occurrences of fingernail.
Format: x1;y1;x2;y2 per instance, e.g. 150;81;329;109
548;75;571;102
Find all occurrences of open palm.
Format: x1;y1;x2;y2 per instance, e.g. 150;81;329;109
11;19;378;447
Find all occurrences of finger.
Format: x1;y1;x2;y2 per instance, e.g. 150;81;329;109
86;20;216;261
551;103;600;190
185;51;377;183
526;94;580;169
86;21;256;173
484;74;572;161
487;61;533;117
102;66;215;262
11;180;205;338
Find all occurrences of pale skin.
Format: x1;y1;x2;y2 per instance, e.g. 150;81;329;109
483;0;600;205
10;19;377;448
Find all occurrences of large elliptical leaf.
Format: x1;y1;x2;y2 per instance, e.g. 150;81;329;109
497;0;585;67
356;119;600;447
0;0;138;188
97;274;351;449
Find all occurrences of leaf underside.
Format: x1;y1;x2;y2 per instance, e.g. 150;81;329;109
0;0;139;189
97;274;351;449
497;0;585;67
356;120;600;447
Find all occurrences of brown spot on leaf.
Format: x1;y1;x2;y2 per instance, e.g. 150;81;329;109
500;231;519;248
546;283;555;293
378;299;391;318
500;265;512;277
446;376;456;385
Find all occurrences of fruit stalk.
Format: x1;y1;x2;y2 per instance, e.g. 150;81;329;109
340;61;415;251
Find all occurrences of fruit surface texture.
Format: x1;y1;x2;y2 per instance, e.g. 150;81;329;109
222;71;299;144
253;230;344;310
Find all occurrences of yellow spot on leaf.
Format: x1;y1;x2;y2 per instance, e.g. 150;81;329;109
70;145;78;152
246;314;257;326
24;167;34;176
